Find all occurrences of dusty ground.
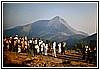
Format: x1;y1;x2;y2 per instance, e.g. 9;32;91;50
3;50;96;67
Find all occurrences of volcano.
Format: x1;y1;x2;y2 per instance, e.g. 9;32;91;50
3;16;88;42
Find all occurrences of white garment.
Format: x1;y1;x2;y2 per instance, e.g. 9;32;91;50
41;43;44;51
53;42;57;57
39;40;44;52
39;40;43;46
25;36;27;40
58;43;61;53
36;45;39;53
14;37;18;40
53;42;56;53
34;40;37;44
44;44;48;55
29;40;32;43
25;45;27;49
18;47;21;53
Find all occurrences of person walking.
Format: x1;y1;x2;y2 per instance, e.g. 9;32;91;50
44;43;48;55
58;43;61;54
52;42;57;57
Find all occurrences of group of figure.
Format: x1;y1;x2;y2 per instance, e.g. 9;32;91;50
3;35;66;57
82;45;97;64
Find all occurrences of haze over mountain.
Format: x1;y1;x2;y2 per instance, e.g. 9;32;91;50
4;16;88;42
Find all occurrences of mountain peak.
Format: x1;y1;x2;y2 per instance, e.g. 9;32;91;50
52;16;61;20
50;16;63;23
53;16;60;19
48;16;62;27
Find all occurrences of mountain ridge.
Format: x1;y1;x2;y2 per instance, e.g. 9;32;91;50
3;16;88;42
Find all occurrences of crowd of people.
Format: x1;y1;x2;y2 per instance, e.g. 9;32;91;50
3;35;66;57
3;35;97;64
82;45;97;64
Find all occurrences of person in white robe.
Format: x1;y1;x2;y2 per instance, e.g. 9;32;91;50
52;42;57;57
41;42;45;54
44;43;48;55
58;43;61;54
36;45;39;54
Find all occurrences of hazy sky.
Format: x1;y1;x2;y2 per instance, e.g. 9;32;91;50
3;2;97;35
